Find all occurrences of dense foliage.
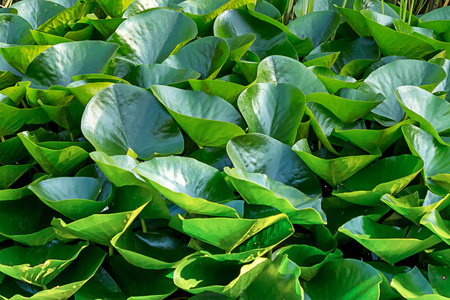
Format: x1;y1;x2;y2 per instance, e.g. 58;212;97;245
1;0;450;298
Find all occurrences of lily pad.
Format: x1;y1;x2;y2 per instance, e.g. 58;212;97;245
29;176;114;220
0;164;33;189
274;245;343;281
305;89;383;124
358;59;446;124
0;240;88;288
0;187;56;246
381;192;450;224
255;55;327;95
111;229;196;269
18;131;91;176
51;204;146;246
302;259;382;299
170;213;293;253
103;255;178;299
163;36;230;80
134;156;239;218
214;9;297;60
287;11;341;48
396;85;450;145
123;64;200;89
237;83;305;146
226;133;322;197
224;167;326;225
339;216;441;264
333;155;424;206
23;41;119;89
11;0;66;29
189;79;247;104
421;210;450;246
240;255;304;299
107;8;197;68
292;139;380;187
81;84;184;159
151;85;245;147
174;256;269;297
402;124;450;196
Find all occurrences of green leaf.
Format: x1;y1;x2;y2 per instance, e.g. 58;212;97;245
246;3;314;56
287;11;341;48
29;176;114;220
255;55;327;95
429;265;450;297
333;155;424;206
170;213;293;253
0;14;33;45
237;83;305;146
339;216;441;264
224;167;326;225
163;36;230;80
391;266;434;298
309;66;361;94
18;131;90;176
293;140;380;187
419;6;450;34
151;85;245;147
0;45;51;75
103;255;178;299
274;245;343;281
51;204;146;246
421;210;450;246
306;90;383;124
23;41;119;89
11;0;66;29
396;85;450;146
122;0;183;17
111;229;196;269
0;164;33;189
213;9;297;60
361;10;436;59
332;119;416;153
0;187;56;246
303;52;340;69
37;2;98;36
227;133;322;197
0;241;88;288
95;0;134;17
402;124;450;196
0;103;50;137
123;64;200;89
134;156;239;218
319;37;380;77
173;256;269;297
358;59;446;124
180;0;255;36
189;79;247;104
381;192;450;224
240;255;304;299
302;259;382;299
81;84;184;159
107;8;197;68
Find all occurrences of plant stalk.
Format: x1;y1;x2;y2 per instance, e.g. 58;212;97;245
140;217;147;233
0;136;5;143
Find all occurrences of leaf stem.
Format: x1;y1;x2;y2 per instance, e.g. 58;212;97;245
21;99;28;108
140;217;147;233
109;245;114;256
0;136;4;143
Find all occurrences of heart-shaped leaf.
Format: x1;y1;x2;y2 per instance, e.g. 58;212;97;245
238;83;305;146
134;156;239;218
81;84;184;159
151;85;245;147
